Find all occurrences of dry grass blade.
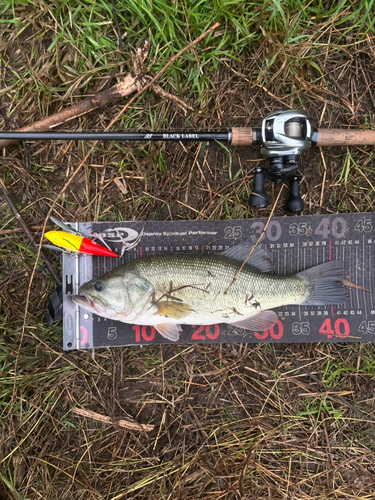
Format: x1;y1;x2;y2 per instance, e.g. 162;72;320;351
342;279;372;293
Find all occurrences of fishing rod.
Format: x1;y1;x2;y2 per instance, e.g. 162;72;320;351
2;110;375;212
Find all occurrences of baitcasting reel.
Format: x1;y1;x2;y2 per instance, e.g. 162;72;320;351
249;110;315;212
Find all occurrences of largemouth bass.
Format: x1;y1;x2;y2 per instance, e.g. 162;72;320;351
72;241;347;341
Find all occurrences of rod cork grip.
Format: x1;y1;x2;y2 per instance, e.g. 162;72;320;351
231;128;254;146
317;128;375;146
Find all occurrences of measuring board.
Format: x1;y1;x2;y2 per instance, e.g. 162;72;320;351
62;213;375;350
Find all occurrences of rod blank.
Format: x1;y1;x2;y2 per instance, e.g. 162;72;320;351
0;131;230;142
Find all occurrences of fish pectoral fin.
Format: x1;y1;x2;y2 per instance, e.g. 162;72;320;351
153;302;191;341
155;323;182;341
156;300;194;319
229;310;278;331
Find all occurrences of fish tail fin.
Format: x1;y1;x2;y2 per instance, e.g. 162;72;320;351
297;260;347;306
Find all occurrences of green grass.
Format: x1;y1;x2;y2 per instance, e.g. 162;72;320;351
1;0;373;116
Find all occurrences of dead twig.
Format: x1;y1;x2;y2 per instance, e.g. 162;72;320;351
152;82;193;114
73;408;155;432
342;279;372;293
0;224;54;236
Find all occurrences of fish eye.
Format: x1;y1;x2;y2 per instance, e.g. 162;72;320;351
94;281;105;292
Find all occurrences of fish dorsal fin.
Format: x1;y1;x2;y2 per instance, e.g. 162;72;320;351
221;240;273;272
155;323;182;341
229;310;278;331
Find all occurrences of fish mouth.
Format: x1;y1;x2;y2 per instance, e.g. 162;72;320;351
72;292;94;309
73;290;109;315
73;291;108;315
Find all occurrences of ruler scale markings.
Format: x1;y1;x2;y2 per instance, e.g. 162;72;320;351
354;247;362;310
336;246;346;315
318;244;322;313
368;236;372;310
298;237;301;322
346;246;353;310
284;245;287;325
363;235;367;319
284;247;286;277
303;246;306;314
370;240;374;310
368;237;370;310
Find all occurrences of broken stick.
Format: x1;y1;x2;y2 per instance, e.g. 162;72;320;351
73;407;155;432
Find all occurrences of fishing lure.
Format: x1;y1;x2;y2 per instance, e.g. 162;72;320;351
45;230;119;257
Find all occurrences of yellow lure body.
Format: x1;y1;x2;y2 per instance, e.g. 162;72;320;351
45;231;83;253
